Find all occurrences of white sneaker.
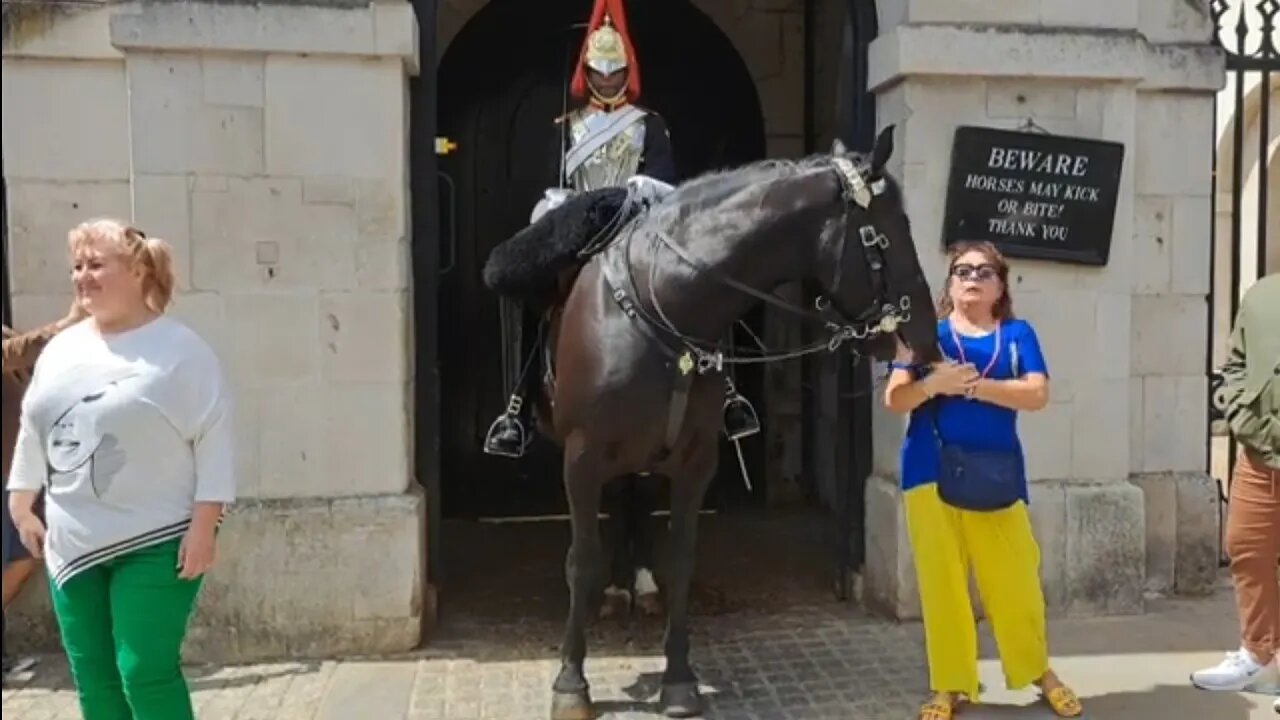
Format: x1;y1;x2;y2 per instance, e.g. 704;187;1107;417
1191;649;1279;692
1272;696;1279;714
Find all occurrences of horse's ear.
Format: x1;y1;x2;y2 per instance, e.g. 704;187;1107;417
831;137;848;156
871;125;895;172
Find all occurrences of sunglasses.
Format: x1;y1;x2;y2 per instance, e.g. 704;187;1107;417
950;263;999;282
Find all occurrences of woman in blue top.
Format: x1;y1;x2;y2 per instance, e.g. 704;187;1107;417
884;242;1082;720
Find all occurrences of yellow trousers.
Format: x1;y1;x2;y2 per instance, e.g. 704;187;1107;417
904;483;1049;701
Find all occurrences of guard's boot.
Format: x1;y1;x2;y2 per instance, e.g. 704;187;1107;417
483;396;527;458
722;378;761;441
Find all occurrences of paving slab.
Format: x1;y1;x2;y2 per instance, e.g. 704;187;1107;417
4;588;1277;719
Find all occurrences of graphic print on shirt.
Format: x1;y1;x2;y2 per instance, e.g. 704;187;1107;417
43;370;139;499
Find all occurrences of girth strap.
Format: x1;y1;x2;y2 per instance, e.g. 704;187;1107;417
598;240;693;462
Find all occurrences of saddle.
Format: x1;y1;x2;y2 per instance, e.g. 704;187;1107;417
483;186;640;308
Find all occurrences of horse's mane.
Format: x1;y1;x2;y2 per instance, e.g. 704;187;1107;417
662;153;835;211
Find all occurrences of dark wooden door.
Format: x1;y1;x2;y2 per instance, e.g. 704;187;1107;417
439;66;568;519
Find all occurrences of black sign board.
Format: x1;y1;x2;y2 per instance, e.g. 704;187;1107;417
941;126;1124;266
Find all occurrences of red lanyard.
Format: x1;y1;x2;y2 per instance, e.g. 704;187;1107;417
949;321;1001;379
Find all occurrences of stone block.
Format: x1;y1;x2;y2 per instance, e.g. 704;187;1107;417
1130;472;1177;593
1141;375;1207;473
256;380;410;499
374;0;421;75
1093;292;1132;380
355;179;407;243
10;293;74;331
1131;471;1220;596
1131;195;1173;294
1;3;119;60
1171;194;1212;295
320;291;410;383
1129;376;1145;471
265;56;405;180
1015;290;1097;383
320;383;412;497
907;0;1039;25
986;81;1078;120
900;77;989;167
1131;294;1207;377
5;180;132;294
222;292;321;388
1040;0;1139;30
1020;400;1073;481
7;490;428;663
356;238;411;291
860;475;920;620
1026;480;1070;614
1063;481;1146;616
1135;94;1215;197
870;25;1146;92
202;54;265;108
1;58;129;181
305;176;355;206
133;174;192;291
1070;379;1131;481
190;177;359;292
1139;0;1216;44
1173;471;1220;595
870;404;909;478
107;2;418;65
126;52;264;175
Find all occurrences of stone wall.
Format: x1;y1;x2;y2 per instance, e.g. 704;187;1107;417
2;0;427;662
862;0;1225;620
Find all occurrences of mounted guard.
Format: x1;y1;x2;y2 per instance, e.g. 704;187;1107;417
483;0;759;458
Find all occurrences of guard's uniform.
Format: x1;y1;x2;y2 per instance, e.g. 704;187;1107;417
485;0;676;458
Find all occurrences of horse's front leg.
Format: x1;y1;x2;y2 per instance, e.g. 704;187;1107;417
551;447;606;720
660;461;715;718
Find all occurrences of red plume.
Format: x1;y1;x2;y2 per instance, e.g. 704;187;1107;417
569;0;641;104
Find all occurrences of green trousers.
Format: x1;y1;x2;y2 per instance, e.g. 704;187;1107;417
49;538;203;720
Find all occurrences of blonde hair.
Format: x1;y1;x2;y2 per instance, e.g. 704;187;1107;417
68;218;176;314
935;240;1016;320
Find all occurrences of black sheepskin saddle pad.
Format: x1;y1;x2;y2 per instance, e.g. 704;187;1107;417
483;187;636;303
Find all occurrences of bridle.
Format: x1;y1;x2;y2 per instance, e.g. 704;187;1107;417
598;155;914;375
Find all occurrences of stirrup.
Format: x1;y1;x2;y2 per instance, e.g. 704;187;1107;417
722;377;761;441
483;395;528;459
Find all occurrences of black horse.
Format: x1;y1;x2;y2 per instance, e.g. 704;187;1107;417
484;127;940;719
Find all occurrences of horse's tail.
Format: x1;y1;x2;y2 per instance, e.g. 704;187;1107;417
483;187;631;302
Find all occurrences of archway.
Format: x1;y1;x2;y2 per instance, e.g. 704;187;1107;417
435;0;768;522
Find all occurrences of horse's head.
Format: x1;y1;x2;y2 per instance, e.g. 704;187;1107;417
815;127;941;366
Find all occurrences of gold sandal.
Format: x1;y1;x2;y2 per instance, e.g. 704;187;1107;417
918;694;960;720
1042;686;1083;717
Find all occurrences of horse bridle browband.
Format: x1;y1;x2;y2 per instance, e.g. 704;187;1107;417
598;156;913;375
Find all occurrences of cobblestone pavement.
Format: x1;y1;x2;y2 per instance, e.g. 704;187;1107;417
5;589;1277;719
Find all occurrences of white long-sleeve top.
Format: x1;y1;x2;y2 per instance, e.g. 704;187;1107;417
6;316;235;587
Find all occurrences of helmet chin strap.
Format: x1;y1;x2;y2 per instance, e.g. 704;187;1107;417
587;76;628;109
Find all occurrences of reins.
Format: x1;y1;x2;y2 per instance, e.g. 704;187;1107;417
598;156;913;375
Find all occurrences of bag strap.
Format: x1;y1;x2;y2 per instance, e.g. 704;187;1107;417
926;398;947;448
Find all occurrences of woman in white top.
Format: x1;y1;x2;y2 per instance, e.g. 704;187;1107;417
7;218;235;720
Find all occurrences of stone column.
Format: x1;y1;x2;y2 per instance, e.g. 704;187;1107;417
861;0;1224;619
3;0;427;663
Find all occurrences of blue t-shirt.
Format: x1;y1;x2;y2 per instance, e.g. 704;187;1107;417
893;318;1048;503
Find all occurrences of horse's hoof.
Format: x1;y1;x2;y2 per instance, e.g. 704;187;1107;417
635;591;663;617
660;682;703;718
550;690;595;720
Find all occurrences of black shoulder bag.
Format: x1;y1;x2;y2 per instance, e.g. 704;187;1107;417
929;400;1023;512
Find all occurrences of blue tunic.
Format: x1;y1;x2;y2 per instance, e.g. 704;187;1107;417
893;318;1049;504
